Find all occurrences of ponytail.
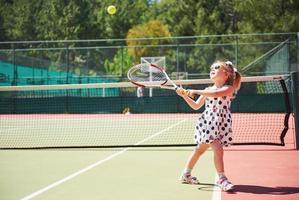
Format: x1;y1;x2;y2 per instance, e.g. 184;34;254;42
233;71;241;91
223;60;242;93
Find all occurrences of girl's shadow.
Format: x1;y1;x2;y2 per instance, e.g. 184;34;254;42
198;183;299;195
231;185;299;195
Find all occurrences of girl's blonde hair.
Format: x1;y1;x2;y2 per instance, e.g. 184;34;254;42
216;61;242;91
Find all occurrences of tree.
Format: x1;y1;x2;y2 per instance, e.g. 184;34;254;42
104;48;133;76
1;0;39;41
126;20;171;62
35;0;84;41
0;0;298;77
236;0;299;33
89;0;153;39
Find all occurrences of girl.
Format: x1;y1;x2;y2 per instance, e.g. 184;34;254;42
176;61;241;191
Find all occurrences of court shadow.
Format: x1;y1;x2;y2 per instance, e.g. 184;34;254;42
197;182;217;191
197;184;299;195
230;185;299;195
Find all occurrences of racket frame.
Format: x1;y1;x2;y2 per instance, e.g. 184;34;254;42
128;63;178;90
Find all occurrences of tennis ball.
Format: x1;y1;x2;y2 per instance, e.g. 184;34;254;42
107;5;116;15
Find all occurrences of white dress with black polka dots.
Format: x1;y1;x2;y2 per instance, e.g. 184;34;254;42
194;95;233;147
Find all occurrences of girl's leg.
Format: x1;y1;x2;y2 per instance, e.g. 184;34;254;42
184;143;210;171
181;144;209;184
210;140;234;191
209;140;224;174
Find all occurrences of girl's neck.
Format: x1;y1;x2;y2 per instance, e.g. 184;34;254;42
213;79;226;88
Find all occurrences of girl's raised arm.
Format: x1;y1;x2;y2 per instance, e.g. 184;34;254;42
176;88;206;110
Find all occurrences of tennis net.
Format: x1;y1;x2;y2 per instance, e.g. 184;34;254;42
0;75;294;149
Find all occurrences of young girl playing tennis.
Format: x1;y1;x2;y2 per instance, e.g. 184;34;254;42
176;61;241;191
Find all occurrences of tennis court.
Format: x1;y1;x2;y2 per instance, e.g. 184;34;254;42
1;147;218;200
0;110;298;199
0;41;299;200
0;115;298;200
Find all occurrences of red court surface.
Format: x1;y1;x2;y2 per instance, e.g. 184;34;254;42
223;148;299;200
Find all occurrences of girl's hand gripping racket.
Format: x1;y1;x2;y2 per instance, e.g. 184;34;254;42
127;63;189;96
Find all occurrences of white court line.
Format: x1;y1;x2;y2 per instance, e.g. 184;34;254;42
20;119;188;200
212;174;221;200
0;127;26;131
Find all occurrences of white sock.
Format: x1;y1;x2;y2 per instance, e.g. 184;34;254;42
183;168;192;175
218;172;226;178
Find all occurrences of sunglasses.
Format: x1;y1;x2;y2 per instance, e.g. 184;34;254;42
210;64;221;71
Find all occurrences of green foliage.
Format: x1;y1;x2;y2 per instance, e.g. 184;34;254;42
95;0;152;39
236;0;299;33
104;48;133;76
1;0;298;41
35;0;91;40
126;20;171;62
156;0;239;36
0;0;298;77
1;0;39;40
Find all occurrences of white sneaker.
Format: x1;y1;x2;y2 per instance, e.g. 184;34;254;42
216;176;234;191
180;173;200;184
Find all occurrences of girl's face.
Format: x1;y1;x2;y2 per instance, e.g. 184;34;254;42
209;63;228;80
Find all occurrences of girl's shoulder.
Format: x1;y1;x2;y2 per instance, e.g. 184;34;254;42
223;84;234;89
206;84;233;89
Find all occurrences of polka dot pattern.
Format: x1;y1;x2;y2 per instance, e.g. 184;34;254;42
194;96;233;147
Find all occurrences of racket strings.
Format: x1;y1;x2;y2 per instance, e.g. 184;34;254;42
129;66;167;82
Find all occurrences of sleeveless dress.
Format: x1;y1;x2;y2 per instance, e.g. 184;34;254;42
194;95;233;147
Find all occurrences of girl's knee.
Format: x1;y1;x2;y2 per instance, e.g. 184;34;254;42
211;140;223;149
211;141;224;155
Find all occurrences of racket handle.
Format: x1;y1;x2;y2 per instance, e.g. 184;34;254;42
181;89;189;96
175;87;192;97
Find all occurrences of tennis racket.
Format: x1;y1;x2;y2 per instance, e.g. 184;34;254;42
127;63;189;95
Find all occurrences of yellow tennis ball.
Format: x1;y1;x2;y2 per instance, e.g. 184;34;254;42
107;5;116;15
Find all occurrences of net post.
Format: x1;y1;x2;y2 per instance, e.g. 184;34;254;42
279;79;292;146
297;32;299;71
291;71;299;149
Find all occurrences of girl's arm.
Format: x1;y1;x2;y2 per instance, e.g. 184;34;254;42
176;88;206;110
189;85;234;98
